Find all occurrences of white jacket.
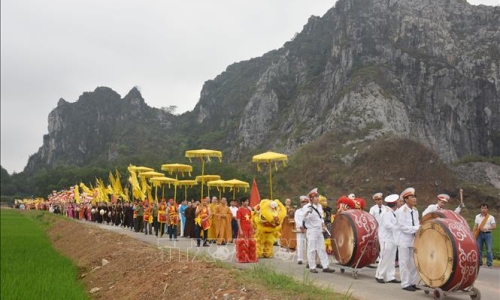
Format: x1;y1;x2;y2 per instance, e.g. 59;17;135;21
294;206;307;231
378;206;397;243
395;204;420;247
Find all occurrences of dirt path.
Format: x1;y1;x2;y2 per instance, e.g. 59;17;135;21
49;218;500;300
48;219;286;300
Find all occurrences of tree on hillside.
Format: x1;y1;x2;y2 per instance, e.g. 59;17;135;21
0;166;16;196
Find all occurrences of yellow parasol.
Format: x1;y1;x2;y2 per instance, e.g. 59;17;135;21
252;151;288;199
149;176;177;201
224;179;250;201
139;171;164;178
138;171;164;201
207;179;229;200
129;166;154;173
185;149;222;200
175;180;198;201
161;163;193;202
195;174;221;199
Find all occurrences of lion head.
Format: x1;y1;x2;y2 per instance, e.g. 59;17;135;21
252;199;286;234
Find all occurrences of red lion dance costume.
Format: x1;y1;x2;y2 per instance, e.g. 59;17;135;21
336;194;366;213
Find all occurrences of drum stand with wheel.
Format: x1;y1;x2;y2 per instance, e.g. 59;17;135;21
331;238;377;279
414;214;482;300
419;282;481;300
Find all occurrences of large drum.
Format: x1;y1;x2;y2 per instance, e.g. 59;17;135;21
414;218;479;290
421;209;468;228
330;210;379;268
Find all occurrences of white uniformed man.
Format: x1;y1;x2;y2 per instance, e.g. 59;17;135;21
375;194;401;284
369;192;386;223
303;188;335;274
294;195;309;265
422;193;462;216
395;187;420;292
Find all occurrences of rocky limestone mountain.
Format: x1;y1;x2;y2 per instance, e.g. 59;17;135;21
26;0;499;176
25;87;180;173
194;0;500;163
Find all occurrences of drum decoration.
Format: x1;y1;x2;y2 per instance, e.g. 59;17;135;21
414;218;479;291
91;208;96;214
330;210;379;268
99;209;105;216
421;209;468;228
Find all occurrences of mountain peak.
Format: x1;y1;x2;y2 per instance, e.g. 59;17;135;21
123;86;145;106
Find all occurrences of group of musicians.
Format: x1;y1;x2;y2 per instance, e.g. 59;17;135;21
283;187;496;292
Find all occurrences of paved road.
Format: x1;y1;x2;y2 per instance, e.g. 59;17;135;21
91;222;499;300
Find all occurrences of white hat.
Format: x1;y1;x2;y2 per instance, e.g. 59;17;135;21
348;194;355;200
437;194;450;202
372;192;383;200
299;195;310;202
384;194;399;203
308;188;318;197
400;187;415;199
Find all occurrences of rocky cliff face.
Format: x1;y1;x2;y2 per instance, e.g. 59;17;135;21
25;87;177;172
26;0;499;174
194;0;500;163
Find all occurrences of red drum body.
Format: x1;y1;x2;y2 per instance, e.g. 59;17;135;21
421;209;468;228
330;210;379;268
414;218;479;291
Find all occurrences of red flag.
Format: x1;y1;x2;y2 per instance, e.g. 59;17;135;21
250;177;261;208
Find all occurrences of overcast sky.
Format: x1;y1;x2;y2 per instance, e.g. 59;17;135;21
1;0;498;175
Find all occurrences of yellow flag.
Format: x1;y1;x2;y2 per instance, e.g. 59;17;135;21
74;185;80;204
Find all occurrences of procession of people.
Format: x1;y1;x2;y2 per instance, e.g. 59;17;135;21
15;186;496;294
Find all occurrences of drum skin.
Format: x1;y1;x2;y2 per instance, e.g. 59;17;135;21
421;209;468;228
414;218;479;290
330;210;379;268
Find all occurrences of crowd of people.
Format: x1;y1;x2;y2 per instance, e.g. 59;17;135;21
29;196;251;246
269;187;496;291
16;186;496;292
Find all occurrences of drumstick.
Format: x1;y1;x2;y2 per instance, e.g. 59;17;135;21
324;227;331;236
459;189;465;208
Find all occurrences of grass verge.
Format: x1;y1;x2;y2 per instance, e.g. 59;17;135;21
1;210;89;300
236;263;352;300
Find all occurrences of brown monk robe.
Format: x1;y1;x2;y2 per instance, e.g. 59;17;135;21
280;198;297;250
215;197;233;245
184;201;196;238
208;197;219;243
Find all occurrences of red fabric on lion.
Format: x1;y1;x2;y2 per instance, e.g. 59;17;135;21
336;195;366;212
236;238;258;263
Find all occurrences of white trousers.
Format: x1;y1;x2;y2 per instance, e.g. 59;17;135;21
398;245;418;288
306;229;329;269
296;232;307;262
375;240;397;281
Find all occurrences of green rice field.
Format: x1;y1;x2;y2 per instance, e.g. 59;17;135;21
1;210;88;300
